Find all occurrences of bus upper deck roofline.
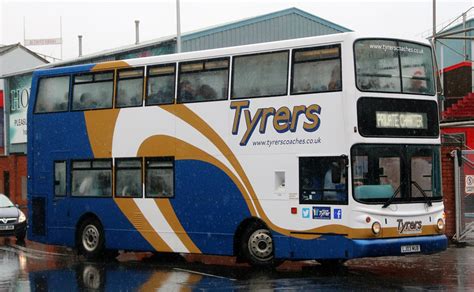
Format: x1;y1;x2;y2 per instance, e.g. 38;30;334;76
30;32;433;77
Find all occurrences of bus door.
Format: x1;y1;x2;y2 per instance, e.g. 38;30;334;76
51;160;69;228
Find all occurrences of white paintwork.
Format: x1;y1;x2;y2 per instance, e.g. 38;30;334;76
134;198;189;253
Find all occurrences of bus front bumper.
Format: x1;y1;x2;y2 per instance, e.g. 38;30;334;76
351;234;448;258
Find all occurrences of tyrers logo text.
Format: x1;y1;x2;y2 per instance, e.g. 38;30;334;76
230;100;322;146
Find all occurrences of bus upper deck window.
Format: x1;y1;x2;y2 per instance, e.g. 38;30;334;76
35;76;70;113
72;72;114;111
146;64;176;106
355;39;435;95
177;58;229;103
116;68;144;108
291;45;341;95
232;51;288;99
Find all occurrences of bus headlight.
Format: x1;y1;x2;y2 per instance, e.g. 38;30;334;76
18;211;26;223
372;222;381;235
436;218;445;232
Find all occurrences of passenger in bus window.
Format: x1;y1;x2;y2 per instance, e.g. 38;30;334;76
196;84;217;101
179;80;195;102
408;70;428;93
79;176;97;196
148;79;174;104
80;92;97;108
328;66;341;90
296;79;312;93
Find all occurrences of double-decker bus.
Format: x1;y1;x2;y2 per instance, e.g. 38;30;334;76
27;32;447;266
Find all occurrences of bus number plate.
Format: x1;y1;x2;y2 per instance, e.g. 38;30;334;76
0;225;14;231
401;244;420;253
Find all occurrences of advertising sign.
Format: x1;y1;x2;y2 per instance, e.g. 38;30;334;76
8;74;32;144
24;38;62;46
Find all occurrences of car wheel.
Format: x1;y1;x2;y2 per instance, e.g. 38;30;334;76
241;223;275;267
78;218;105;260
16;230;26;242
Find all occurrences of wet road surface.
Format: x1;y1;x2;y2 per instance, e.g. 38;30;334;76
1;238;473;291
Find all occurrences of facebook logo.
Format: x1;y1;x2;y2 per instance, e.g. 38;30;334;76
334;209;342;219
302;208;311;219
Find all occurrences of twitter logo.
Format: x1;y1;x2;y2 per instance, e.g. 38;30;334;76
302;208;311;219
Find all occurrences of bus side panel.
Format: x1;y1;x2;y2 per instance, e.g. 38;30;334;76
29;112;155;251
45;198;155;252
172;159;251;255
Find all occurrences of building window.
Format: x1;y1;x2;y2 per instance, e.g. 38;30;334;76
145;157;174;198
232;51;289;99
146;64;176;105
72;72;114;110
116;68;144;108
71;159;112;197
291;45;341;94
54;161;67;196
299;156;348;205
35;76;70;113
115;158;142;198
177;58;229;103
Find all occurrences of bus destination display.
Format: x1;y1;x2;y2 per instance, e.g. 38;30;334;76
376;111;427;130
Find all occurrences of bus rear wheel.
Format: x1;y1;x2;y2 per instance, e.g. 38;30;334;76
78;218;105;260
241;224;275;267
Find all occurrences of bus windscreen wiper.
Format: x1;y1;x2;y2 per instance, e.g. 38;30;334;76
382;184;402;208
411;181;432;207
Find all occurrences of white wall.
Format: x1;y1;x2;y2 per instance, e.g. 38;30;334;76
0;47;46;76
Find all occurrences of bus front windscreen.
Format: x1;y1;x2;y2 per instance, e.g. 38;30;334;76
355;39;435;95
352;144;442;204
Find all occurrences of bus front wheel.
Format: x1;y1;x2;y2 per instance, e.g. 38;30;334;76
77;218;105;260
241;223;275;267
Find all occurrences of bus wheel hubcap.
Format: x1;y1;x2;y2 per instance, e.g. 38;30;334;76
82;225;100;252
249;229;273;260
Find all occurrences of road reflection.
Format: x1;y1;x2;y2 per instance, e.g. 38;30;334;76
1;238;474;291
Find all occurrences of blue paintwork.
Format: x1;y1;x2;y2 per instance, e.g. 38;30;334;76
350;234;448;258
173;160;251;255
273;234;448;260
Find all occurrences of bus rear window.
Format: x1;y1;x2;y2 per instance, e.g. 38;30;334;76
232;51;289;99
72;72;114;110
35;76;70;113
355;39;435;95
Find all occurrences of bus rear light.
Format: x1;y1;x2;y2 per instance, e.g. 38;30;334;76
366;216;371;223
436;218;445;232
372;222;381;235
291;207;297;214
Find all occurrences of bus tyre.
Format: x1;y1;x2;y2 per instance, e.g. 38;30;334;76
78;218;105;260
241;224;275;267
